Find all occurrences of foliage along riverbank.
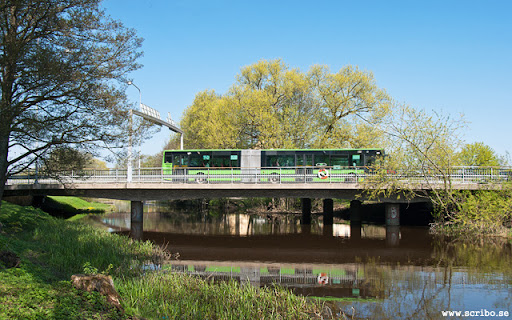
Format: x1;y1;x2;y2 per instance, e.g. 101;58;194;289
429;189;512;238
0;201;331;319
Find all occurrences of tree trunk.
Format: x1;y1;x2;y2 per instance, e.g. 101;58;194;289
0;132;10;208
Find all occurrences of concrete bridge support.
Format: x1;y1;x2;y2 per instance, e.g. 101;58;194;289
385;203;400;226
322;198;334;236
323;199;333;225
301;198;312;225
130;201;144;240
385;203;400;246
350;224;362;241
386;226;400;247
349;200;362;225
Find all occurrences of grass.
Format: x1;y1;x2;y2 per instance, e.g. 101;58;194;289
43;196;114;217
118;273;321;319
0;267;123;319
0;201;329;319
0;201;133;319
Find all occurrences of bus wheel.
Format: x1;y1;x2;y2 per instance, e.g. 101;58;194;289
195;172;207;183
270;173;280;183
347;173;357;183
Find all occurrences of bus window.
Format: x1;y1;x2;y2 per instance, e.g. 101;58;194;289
315;154;328;166
202;154;210;167
331;156;349;167
189;153;202;167
296;155;305;166
164;152;173;164
173;155;183;166
351;154;361;166
212;155;226;167
266;156;278;167
230;154;239;167
281;155;294;166
305;155;313;166
267;155;294;167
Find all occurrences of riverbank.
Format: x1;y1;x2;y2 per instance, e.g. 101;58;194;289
0;201;330;319
42;196;114;218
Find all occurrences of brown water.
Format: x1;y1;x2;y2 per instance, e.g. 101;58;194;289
97;207;512;319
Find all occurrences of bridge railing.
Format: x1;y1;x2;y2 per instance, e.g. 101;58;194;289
5;166;512;185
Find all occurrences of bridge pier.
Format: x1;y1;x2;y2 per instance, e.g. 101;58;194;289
301;198;311;225
323;224;333;237
350;223;362;241
323;199;333;226
349;200;362;225
130;221;143;240
130;201;144;239
385;203;400;226
386;225;400;246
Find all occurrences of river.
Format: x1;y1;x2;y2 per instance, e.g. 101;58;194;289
91;202;512;319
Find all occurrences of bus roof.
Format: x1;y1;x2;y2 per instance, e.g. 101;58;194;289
163;148;384;152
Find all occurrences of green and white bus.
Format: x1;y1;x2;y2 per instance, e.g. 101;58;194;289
162;148;384;183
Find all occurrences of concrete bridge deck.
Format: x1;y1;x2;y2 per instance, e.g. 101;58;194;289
3;180;496;202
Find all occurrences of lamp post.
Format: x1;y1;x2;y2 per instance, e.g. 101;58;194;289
127;81;141;108
127;81;142;182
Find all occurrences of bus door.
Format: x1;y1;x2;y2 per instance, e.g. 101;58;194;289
173;154;186;176
305;154;314;167
201;154;211;168
305;154;314;181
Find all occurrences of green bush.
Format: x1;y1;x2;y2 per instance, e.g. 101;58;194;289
432;189;512;236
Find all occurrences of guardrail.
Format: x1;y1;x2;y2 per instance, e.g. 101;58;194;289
5;166;512;185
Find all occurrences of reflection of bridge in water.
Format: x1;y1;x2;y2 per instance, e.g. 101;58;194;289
166;261;509;300
169;261;381;299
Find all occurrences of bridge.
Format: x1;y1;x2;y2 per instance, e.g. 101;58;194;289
4;166;509;230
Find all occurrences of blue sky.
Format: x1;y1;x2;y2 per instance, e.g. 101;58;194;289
102;0;512;159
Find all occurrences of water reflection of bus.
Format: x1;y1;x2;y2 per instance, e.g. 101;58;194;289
168;262;379;299
162;148;383;183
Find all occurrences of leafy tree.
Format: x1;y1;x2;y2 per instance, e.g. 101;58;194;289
230;60;319;148
309;64;391;148
457;142;501;166
43;147;94;172
178;59;391;150
362;105;466;217
139;153;162;168
180;90;237;149
0;0;143;204
43;147;108;172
